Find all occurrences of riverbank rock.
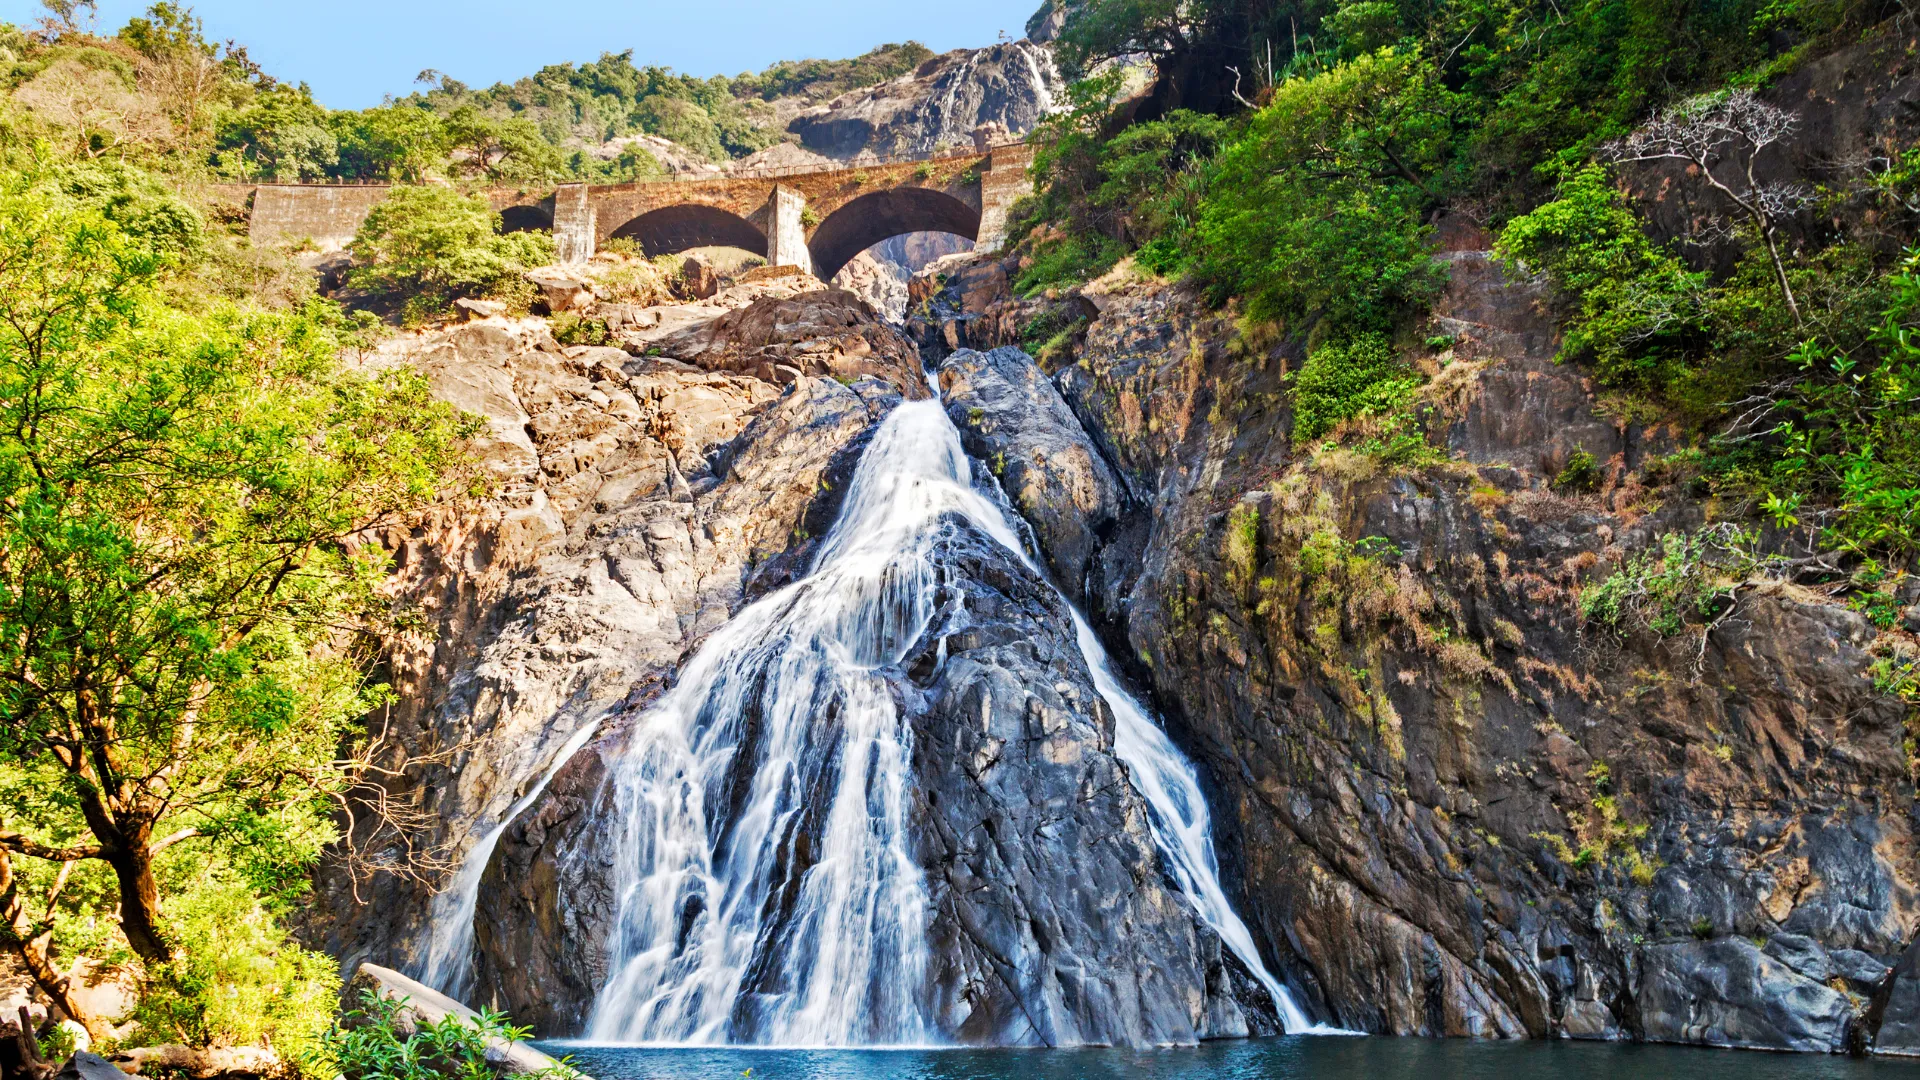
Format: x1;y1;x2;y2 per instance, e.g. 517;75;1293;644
346;965;578;1077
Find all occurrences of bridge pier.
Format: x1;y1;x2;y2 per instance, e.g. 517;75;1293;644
554;183;596;264
976;143;1035;254
762;186;813;276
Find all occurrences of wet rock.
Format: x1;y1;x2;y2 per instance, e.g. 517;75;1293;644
902;519;1254;1046
939;346;1122;604
1876;937;1920;1056
303;315;901;986
466;374;904;1035
1637;939;1852;1052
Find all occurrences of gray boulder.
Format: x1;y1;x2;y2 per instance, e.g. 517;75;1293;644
940;346;1122;604
1876;937;1920;1056
1637;938;1853;1052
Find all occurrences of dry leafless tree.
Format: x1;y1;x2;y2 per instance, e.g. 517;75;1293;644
1604;88;1813;328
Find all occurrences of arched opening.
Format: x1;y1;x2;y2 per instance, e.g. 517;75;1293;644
499;205;553;234
808;189;981;281
830;232;975;322
610;204;768;259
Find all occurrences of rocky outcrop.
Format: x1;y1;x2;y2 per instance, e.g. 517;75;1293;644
940;346;1122;604
303;291;909;978
787;42;1062;158
656;288;930;398
904;517;1254;1045
465;372;903;1033
468;501;1260;1045
926;246;1919;1053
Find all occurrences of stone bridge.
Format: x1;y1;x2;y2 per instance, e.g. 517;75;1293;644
229;143;1034;280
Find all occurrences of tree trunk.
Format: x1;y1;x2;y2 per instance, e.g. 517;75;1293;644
103;844;169;966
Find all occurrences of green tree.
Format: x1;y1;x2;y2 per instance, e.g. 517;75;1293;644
1196;47;1462;332
442;106;567;183
330;105;447;182
0;171;474;996
347;185;554;319
214;86;339;181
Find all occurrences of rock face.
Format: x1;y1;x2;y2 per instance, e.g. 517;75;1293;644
834;233;974;322
918;244;1919;1054
656;287;930;398
302;292;914;979
904;517;1254;1045
788;42;1063;158
940;346;1122;605
464;372;904;1033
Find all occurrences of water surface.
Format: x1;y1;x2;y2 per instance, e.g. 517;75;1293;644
548;1037;1920;1080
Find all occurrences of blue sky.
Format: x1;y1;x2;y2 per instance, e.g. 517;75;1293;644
2;0;1045;109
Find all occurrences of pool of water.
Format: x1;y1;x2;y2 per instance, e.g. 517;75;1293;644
543;1037;1920;1080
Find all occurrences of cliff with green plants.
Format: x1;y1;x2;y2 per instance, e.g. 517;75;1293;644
904;0;1920;1053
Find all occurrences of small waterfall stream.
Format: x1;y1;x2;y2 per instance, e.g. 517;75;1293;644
421;388;1318;1044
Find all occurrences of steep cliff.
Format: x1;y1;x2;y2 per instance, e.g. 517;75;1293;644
917;245;1920;1054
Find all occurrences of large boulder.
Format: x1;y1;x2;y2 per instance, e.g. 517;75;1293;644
658;288;930;399
940;346;1123;605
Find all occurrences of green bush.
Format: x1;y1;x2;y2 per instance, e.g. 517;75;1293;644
1495;167;1707;392
549;311;611;346
1290;333;1425;445
126;873;339;1064
347;186;554;321
1195;48;1458;335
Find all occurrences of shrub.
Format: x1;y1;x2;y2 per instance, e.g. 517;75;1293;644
549;312;610;347
1291;333;1424;445
314;990;570;1080
1195;49;1458;335
347;186;554;321
1553;451;1602;493
1495;167;1707;393
126;873;339;1068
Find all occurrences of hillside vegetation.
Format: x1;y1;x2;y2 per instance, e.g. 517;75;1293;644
1016;0;1920;566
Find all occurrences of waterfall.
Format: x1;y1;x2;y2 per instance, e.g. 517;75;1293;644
419;393;1319;1043
416;719;602;1000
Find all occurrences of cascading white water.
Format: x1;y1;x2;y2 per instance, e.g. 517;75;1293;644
419;393;1322;1043
582;401;988;1046
417;719;603;1000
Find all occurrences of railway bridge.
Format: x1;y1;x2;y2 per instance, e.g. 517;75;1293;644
230;143;1034;279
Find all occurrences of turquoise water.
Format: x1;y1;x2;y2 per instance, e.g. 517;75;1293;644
544;1037;1920;1080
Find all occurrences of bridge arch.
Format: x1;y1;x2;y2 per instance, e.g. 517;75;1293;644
610;204;767;258
499;205;553;234
808;188;980;280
